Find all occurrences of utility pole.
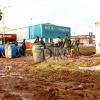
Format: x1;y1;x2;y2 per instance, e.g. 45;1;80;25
30;18;32;48
74;24;78;36
0;5;11;45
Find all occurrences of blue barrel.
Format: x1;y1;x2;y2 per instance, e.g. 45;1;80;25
16;46;21;57
8;44;16;58
0;45;1;57
1;45;5;58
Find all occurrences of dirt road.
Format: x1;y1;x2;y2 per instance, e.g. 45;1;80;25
0;56;100;100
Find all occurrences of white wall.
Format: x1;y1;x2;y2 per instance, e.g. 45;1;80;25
5;27;29;41
80;38;88;44
95;22;100;54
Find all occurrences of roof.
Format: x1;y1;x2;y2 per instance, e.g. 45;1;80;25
71;35;95;39
0;27;13;33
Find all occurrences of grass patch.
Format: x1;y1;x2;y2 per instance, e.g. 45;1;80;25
27;60;100;71
26;46;96;56
79;46;95;55
79;46;95;53
26;50;32;55
0;60;19;66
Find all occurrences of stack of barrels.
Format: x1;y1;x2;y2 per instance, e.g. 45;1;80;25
0;43;23;58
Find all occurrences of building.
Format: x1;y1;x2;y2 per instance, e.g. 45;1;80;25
0;34;16;44
29;23;71;42
0;23;96;48
95;22;100;54
3;23;71;43
0;27;12;33
71;35;95;45
0;27;16;44
4;27;29;41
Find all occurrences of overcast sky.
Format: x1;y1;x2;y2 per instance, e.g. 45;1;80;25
0;0;100;36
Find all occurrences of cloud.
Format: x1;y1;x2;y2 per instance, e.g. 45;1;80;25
0;0;100;35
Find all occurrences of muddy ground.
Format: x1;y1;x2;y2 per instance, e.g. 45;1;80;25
0;55;100;100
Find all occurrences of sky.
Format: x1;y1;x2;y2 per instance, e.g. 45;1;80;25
0;0;100;36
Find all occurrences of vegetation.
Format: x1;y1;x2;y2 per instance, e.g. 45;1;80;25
26;46;96;56
79;46;95;52
26;49;32;55
79;46;96;56
0;11;3;21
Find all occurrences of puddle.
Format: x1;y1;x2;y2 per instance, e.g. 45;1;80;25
68;60;74;62
9;92;28;100
0;73;27;80
0;74;14;78
0;65;16;71
79;65;100;71
1;75;6;77
18;76;24;78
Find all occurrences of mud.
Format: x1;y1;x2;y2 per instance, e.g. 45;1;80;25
0;55;100;100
